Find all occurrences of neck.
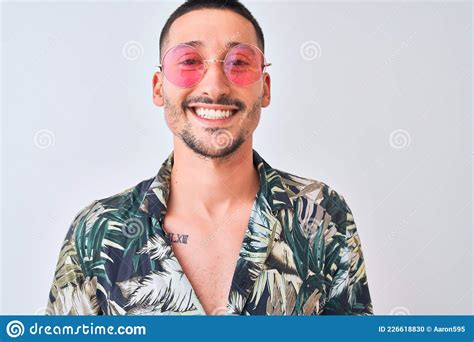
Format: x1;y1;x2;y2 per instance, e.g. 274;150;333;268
168;137;260;221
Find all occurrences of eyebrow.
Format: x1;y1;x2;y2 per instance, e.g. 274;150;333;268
182;40;242;49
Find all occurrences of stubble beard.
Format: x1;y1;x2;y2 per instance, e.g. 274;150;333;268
164;95;262;160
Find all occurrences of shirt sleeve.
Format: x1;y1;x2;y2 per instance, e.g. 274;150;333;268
320;191;373;315
46;202;102;315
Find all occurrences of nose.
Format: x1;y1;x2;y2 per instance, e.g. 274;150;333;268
198;60;231;98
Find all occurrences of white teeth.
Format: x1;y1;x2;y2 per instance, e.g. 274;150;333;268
193;107;235;119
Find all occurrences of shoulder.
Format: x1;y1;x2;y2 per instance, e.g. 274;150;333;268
274;168;354;235
66;177;156;268
77;175;155;221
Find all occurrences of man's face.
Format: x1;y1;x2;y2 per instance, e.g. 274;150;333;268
152;9;271;159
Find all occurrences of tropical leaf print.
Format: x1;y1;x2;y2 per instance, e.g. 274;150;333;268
46;150;373;316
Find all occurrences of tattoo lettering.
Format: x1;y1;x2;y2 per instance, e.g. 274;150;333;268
167;232;189;244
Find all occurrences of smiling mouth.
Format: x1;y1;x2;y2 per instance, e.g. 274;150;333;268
188;106;238;120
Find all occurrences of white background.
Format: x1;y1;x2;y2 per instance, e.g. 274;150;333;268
1;0;472;315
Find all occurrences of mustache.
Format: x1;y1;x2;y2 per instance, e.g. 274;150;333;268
183;95;245;111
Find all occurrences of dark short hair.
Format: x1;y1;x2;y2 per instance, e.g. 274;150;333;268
159;0;265;60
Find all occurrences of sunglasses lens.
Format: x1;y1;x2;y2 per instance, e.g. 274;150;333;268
224;44;265;86
162;45;205;87
161;44;266;87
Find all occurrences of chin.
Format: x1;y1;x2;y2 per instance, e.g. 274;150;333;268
181;130;246;160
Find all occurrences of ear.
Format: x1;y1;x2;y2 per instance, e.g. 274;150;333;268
152;71;164;107
261;72;271;108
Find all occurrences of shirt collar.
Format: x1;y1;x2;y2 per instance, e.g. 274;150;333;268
138;149;293;221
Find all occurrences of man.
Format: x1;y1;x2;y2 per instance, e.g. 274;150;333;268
46;0;373;315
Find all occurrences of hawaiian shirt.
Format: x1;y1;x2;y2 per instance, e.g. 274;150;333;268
46;149;373;315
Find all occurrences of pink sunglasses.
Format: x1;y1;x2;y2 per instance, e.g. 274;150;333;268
157;43;271;88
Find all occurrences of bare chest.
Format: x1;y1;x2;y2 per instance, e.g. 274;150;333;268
163;214;250;315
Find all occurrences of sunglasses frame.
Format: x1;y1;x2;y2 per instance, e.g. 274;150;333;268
156;42;272;88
